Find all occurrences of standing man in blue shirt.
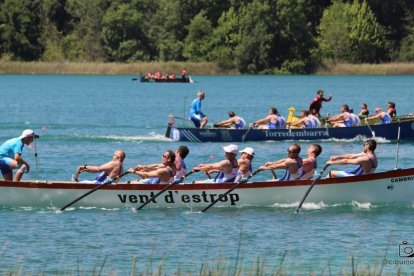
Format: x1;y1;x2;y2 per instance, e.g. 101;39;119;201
189;89;208;128
0;129;39;181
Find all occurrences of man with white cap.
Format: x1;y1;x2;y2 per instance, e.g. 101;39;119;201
0;129;39;181
234;147;254;182
189;89;208;128
193;144;239;183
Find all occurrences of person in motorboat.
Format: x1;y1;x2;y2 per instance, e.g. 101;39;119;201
359;103;369;116
234;147;255;182
192;144;239;183
258;144;303;181
309;90;332;117
299;144;322;180
128;150;177;184
252;107;286;129
287;110;321;129
214;111;246;129
189;89;209;128
0;129;39;181
73;150;125;184
175;145;189;180
328;104;358;127
326;139;377;178
365;107;392;124
387;102;397;118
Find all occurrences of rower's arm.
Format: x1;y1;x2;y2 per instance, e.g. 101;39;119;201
253;116;270;126
134;168;166;179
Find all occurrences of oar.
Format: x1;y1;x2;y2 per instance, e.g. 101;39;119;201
296;164;329;213
365;119;375;138
61;171;130;211
394;120;401;169
173;116;192;122
271;170;278;180
135;171;195;210
201;169;262;213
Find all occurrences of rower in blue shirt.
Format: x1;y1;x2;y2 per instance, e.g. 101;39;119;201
365;107;392;124
189;90;209;128
214;111;246;129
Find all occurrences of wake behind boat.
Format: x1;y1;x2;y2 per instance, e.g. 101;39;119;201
1;168;414;209
166;116;414;142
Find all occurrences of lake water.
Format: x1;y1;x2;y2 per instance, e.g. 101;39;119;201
0;75;414;274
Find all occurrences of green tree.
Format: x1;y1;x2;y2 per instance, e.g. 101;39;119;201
234;1;273;73
317;1;352;62
318;0;388;63
64;0;107;61
271;0;318;73
208;7;240;70
347;0;388;62
0;0;43;60
398;9;414;61
183;11;213;61
102;2;149;61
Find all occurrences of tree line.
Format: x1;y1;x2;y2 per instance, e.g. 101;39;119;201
0;0;413;74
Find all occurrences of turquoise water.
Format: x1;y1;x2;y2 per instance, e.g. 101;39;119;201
1;75;414;274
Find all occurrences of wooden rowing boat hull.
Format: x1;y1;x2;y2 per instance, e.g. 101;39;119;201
1;168;413;209
167;119;414;142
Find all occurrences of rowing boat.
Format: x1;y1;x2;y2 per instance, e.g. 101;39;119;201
1;168;413;209
166;117;414;142
140;76;193;83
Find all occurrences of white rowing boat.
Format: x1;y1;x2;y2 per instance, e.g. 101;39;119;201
1;168;413;209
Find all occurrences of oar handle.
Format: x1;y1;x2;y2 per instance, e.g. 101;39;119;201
201;169;262;212
296;164;329;213
61;171;130;211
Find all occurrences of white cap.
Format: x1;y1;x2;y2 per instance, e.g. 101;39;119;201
19;129;39;139
223;144;238;154
241;147;254;156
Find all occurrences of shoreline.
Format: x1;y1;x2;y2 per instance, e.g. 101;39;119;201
0;61;413;75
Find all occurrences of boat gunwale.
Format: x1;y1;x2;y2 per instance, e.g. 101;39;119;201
1;168;412;191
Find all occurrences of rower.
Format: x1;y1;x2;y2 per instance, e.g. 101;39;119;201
253;107;286;129
214;111;246;129
365;107;392;124
259;144;303;181
326;139;377;178
128;150;177;184
235;147;255;182
328;104;356;127
287;110;321;129
73;150;125;184
175;146;189;180
299;144;322;180
192;144;239;183
387;102;397;117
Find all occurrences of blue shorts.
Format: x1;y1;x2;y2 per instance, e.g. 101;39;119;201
191;115;203;128
335;170;355;177
0;158;13;175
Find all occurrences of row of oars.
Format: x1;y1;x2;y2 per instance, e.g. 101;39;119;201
60;166;329;212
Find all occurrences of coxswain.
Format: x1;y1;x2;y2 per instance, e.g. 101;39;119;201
0;129;39;181
189;90;208;128
309;90;332;117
